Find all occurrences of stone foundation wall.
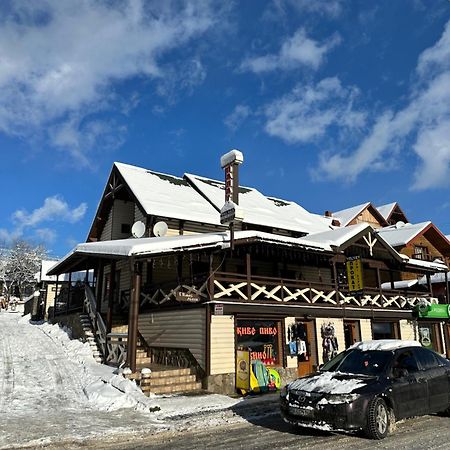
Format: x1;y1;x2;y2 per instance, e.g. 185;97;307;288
205;366;298;395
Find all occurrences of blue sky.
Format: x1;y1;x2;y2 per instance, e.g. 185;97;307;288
1;0;450;257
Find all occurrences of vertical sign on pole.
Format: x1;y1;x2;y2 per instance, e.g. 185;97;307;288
220;150;245;250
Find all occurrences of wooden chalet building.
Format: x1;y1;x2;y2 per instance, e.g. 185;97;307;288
48;162;449;394
329;201;450;359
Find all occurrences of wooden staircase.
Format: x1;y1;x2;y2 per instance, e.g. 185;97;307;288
125;344;202;395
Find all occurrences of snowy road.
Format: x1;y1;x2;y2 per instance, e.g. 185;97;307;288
0;313;163;449
0;313;241;449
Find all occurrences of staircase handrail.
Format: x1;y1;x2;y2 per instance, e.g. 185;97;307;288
84;285;107;358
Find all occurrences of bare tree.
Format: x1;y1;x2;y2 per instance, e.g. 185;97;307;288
0;241;47;300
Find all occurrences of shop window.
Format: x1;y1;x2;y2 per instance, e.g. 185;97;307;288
372;321;399;340
236;319;282;366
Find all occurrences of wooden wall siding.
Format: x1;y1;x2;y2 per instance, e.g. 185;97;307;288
399;319;417;341
100;208;113;241
134;204;146;226
315;318;345;366
210;315;235;375
400;234;446;280
359;319;373;341
139;308;206;369
363;268;378;288
111;199;134;240
285;317;297;369
351;209;383;228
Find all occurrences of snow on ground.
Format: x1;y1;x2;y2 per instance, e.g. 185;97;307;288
0;312;243;449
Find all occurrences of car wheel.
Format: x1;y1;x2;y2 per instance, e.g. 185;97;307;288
364;397;390;440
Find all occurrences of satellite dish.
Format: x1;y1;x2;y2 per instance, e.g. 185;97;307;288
395;221;405;229
131;221;145;238
153;221;168;237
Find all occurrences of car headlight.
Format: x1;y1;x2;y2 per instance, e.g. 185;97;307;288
319;393;359;405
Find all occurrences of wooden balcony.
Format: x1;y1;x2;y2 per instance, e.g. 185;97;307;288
136;271;437;311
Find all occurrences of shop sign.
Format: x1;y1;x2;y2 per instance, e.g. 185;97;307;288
235;349;250;391
346;256;363;292
416;303;450;319
214;303;224;315
175;291;200;303
220;201;244;225
235;319;280;366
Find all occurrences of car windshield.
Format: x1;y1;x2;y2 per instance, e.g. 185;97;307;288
322;349;392;376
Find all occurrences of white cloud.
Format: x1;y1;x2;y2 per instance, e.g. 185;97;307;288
240;28;341;73
34;228;57;244
264;77;366;143
0;0;219;164
224;104;251;131
314;19;450;190
13;196;87;228
266;0;344;20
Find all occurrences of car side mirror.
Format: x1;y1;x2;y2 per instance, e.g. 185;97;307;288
393;367;409;378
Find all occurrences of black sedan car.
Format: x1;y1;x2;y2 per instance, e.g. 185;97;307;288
280;340;450;439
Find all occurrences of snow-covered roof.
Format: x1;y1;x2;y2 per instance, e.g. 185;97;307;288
115;162;222;225
376;203;397;221
376;221;431;247
331;202;371;227
349;340;421;351
185;173;331;235
48;230;331;275
405;257;448;271
381;279;419;290
35;260;69;282
299;223;372;250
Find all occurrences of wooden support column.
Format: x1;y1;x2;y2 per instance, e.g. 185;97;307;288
426;274;433;297
332;260;339;304
208;254;215;300
246;253;251;301
66;272;72;315
106;260;116;334
127;260;142;372
389;271;395;290
376;267;382;296
53;275;59;319
445;272;449;304
95;262;104;310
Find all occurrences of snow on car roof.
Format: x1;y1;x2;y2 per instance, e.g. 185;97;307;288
288;371;367;394
349;340;421;351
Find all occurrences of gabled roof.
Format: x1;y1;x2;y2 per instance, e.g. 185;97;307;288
185;173;331;235
377;221;450;256
376;203;397;221
376;202;409;223
115;163;221;225
299;223;402;260
377;222;430;247
331;202;387;227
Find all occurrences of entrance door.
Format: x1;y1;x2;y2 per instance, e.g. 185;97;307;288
296;320;316;377
344;320;361;349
